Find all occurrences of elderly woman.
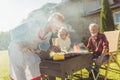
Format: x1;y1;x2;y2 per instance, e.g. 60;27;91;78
55;27;71;52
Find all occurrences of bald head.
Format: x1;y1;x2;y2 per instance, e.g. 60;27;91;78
48;12;64;22
47;12;65;33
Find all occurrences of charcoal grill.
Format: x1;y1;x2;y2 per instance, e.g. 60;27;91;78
40;52;92;80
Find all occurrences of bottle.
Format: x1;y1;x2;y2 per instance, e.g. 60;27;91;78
76;45;80;52
73;44;77;52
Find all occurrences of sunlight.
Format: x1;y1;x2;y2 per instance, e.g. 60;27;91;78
0;0;62;32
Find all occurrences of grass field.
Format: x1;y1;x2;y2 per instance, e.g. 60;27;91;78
0;50;120;80
0;51;9;80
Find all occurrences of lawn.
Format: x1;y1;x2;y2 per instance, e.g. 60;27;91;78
0;50;120;80
0;50;9;80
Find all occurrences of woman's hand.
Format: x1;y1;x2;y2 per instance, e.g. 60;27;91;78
51;46;61;53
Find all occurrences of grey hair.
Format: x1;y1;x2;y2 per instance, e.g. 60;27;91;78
48;12;64;21
58;27;69;38
89;23;99;30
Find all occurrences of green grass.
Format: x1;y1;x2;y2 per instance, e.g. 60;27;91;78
0;50;120;80
0;50;9;80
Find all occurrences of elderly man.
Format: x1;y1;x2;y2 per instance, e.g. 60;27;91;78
8;12;64;80
87;23;109;79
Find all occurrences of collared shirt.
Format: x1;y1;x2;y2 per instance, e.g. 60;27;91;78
87;33;109;57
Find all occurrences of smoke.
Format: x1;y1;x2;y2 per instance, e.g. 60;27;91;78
12;0;96;46
54;0;86;43
54;0;98;44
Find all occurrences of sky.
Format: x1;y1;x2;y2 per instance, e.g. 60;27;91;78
0;0;61;32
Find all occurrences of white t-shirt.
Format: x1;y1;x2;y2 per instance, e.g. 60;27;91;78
11;21;52;51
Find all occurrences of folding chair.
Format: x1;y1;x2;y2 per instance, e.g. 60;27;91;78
101;30;120;80
91;31;120;80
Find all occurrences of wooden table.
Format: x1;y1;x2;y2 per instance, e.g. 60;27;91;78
40;53;92;80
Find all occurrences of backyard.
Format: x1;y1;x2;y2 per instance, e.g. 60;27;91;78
0;50;120;80
0;51;9;80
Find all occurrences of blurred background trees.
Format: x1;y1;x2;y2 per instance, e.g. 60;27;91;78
0;32;10;50
100;0;115;33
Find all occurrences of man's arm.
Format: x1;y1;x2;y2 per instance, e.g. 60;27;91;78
18;42;34;53
86;37;93;52
96;34;109;64
101;34;109;56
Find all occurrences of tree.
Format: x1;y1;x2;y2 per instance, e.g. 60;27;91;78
0;31;10;50
100;0;115;33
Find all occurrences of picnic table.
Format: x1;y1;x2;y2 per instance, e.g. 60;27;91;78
40;52;92;80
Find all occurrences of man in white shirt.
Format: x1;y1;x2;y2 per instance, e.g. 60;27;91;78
8;12;64;80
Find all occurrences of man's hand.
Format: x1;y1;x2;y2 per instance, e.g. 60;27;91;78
102;49;109;56
95;56;103;65
95;49;109;64
35;49;41;54
22;46;34;53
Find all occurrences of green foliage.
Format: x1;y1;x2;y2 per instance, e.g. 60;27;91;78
0;51;10;80
116;24;120;30
100;0;115;33
0;32;11;50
